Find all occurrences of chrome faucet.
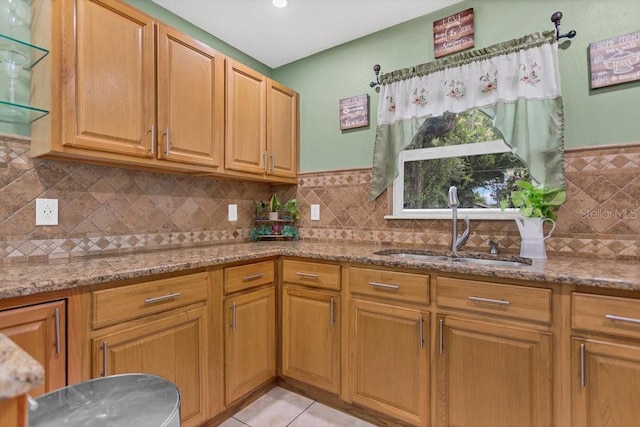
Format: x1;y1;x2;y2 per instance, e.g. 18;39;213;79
448;186;471;253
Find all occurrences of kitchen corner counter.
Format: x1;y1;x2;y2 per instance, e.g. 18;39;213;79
1;241;640;300
0;333;44;399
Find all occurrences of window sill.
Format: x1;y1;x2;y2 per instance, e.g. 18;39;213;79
385;208;521;220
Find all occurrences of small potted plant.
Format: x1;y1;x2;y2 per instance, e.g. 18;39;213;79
500;180;566;259
268;194;281;220
254;200;269;220
282;198;301;221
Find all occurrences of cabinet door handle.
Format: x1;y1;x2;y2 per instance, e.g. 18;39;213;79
231;302;237;331
243;272;265;282
164;127;170;155
101;341;108;377
296;272;319;279
262;151;268;173
467;296;511;306
54;307;61;355
580;343;586;388
419;314;424;349
369;281;399;290
144;292;181;304
270;152;275;174
149;124;156;155
605;314;640;325
439;318;444;354
329;298;335;326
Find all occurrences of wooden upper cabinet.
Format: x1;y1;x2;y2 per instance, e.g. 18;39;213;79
63;0;155;157
225;59;267;175
267;80;298;179
157;25;225;168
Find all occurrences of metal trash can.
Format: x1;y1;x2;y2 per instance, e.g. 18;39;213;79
29;374;181;427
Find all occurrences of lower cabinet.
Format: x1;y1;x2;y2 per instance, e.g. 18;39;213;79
436;315;552;427
0;300;67;397
349;299;429;426
224;286;276;404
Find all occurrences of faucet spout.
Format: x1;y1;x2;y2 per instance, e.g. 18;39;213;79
448;186;471;253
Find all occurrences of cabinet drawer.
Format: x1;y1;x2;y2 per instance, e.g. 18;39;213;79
573;292;640;339
224;260;275;294
349;267;429;305
436;277;551;324
93;272;208;329
283;259;340;291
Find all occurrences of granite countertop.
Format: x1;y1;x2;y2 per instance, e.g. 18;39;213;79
1;241;640;299
0;333;44;399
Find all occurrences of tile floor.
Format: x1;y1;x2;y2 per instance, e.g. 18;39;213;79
218;387;376;427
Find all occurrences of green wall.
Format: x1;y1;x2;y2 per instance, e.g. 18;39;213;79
273;0;640;172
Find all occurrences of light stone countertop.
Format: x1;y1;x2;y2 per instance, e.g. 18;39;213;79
0;333;44;399
1;241;640;300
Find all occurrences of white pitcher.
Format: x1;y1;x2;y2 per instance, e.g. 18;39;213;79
514;217;556;259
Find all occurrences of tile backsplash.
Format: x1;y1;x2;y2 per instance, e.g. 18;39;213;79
1;133;639;263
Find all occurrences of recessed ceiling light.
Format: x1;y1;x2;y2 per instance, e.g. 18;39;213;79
272;0;287;8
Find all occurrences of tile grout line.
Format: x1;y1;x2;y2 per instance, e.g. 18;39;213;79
231;417;251;427
285;400;316;426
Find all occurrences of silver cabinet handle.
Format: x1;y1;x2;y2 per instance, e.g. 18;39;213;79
329;298;335;326
580;343;586;388
467;296;511;306
149;124;156;155
27;394;38;411
243;272;265;282
262;151;268;173
270;152;275;174
164;127;170;155
144;292;181;304
439;318;444;354
54;307;61;355
369;281;399;290
296;272;319;279
605;314;640;325
419;314;424;349
102;341;108;377
231;302;237;331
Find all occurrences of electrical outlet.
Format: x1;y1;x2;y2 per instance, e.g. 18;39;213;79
36;198;58;226
310;204;320;221
228;204;238;222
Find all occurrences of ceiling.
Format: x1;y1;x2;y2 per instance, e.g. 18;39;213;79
150;0;464;68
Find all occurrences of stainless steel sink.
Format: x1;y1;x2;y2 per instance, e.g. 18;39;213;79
374;249;531;267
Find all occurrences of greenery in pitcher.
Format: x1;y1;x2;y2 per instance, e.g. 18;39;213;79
500;180;566;221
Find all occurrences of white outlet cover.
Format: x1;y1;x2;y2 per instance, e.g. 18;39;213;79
36;198;59;226
228;204;238;222
310;204;320;221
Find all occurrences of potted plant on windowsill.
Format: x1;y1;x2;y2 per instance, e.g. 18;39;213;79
500;180;566;259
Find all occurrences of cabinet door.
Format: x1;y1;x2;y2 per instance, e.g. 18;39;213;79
0;301;66;397
437;316;551;427
157;25;224;168
349;299;428;426
266;80;298;178
92;306;208;427
282;286;340;394
225;59;266;174
225;286;276;404
572;338;640;427
63;0;155;157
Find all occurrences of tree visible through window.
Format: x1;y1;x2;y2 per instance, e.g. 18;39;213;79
394;109;529;217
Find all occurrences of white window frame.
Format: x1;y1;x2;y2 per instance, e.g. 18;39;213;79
386;139;521;220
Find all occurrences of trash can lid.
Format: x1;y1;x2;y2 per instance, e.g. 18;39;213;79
29;374;180;427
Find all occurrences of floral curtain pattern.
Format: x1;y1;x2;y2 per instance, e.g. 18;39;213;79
370;31;564;200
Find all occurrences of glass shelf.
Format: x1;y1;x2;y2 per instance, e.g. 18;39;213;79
0;33;49;69
0;100;48;124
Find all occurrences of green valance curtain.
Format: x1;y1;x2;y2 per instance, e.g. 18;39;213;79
370;31;564;200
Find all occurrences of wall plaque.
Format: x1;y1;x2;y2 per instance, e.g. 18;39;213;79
339;94;369;130
589;30;640;89
433;8;474;59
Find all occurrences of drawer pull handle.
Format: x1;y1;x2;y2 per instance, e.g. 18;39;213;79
144;292;181;304
605;314;640;325
467;296;511;306
369;281;399;290
296;272;319;279
54;307;61;355
243;272;265;281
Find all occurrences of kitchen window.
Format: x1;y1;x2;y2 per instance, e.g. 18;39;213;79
388;109;528;219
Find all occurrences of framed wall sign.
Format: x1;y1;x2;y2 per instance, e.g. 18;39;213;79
433;8;475;59
589;30;640;89
339;94;369;130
